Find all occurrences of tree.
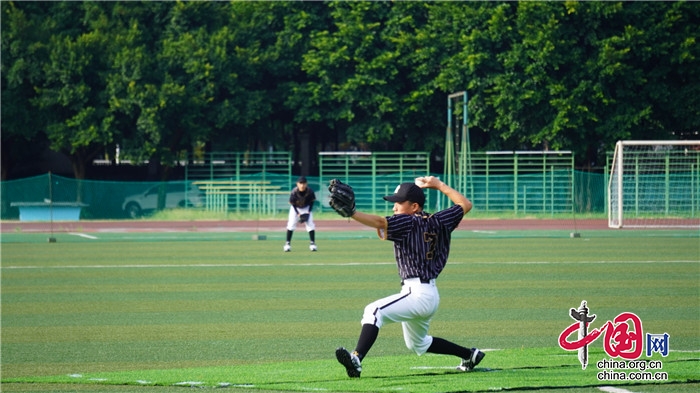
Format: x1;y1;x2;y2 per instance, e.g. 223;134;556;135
26;2;121;180
3;1;697;180
444;1;700;168
296;2;401;150
398;2;507;156
1;1;53;179
105;1;215;180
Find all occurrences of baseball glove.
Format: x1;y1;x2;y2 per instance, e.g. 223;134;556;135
299;213;309;223
328;179;356;218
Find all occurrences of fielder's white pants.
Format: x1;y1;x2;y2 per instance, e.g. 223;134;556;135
286;206;315;232
361;278;439;355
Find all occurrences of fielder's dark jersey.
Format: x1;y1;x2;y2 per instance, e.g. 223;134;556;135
385;204;465;281
289;187;316;211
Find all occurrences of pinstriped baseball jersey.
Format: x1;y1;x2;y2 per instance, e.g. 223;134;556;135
385;204;465;280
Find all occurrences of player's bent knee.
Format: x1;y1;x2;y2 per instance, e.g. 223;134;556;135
361;306;383;328
404;336;432;355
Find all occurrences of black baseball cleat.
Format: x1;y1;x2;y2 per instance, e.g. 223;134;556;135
457;348;485;372
335;347;362;378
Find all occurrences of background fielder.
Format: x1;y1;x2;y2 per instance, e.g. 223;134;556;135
328;176;485;378
284;176;317;252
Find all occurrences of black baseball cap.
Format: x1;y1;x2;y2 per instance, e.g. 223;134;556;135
383;182;425;207
296;176;307;183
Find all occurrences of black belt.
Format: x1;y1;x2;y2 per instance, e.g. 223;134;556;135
401;278;432;285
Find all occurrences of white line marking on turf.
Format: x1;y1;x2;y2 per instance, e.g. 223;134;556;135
598;387;639;393
412;349;501;370
411;366;455;370
1;262;396;269
69;232;98;239
472;260;700;265
3;260;697;270
174;381;203;386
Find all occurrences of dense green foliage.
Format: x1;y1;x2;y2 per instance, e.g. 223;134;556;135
2;1;698;179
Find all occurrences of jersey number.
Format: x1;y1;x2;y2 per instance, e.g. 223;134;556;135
423;232;437;260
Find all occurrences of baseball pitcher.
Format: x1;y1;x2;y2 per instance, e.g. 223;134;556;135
328;176;485;377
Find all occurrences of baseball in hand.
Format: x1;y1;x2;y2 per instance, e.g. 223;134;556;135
415;177;427;187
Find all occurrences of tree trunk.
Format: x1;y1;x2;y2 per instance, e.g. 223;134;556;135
71;156;86;203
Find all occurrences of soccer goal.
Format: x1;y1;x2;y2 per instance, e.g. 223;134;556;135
608;140;700;228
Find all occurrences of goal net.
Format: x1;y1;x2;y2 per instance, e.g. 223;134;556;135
608;140;700;228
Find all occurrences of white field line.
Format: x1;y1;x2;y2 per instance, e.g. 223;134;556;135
470;260;699;265
174;381;203;387
410;366;455;370
411;349;501;370
0;262;396;269
598;387;638;393
68;232;98;239
2;260;698;270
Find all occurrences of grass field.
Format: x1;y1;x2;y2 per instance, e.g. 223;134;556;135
1;226;698;393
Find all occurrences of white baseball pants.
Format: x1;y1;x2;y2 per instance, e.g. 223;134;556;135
286;206;315;231
360;278;439;355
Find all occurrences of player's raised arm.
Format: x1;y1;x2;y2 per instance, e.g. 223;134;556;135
351;211;387;230
415;176;472;214
328;179;388;230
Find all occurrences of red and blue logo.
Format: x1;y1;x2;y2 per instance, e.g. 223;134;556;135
559;301;669;370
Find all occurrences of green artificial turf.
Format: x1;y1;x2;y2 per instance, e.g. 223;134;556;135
3;348;698;392
1;229;698;392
